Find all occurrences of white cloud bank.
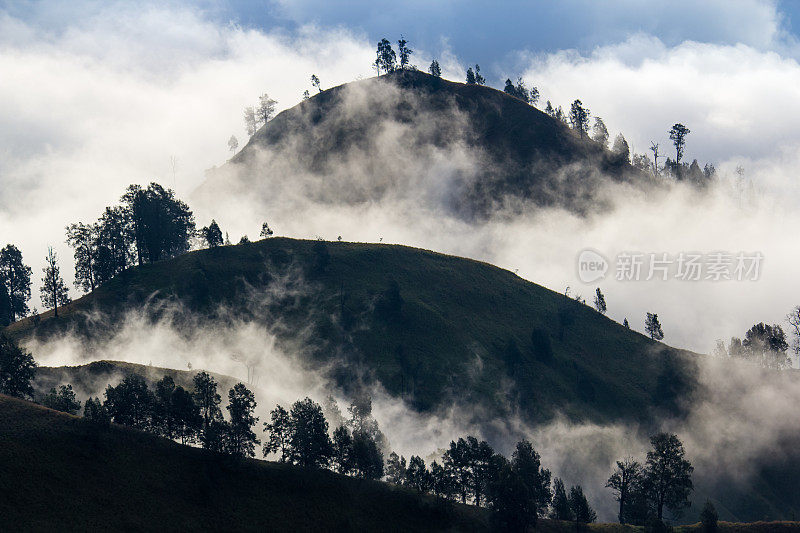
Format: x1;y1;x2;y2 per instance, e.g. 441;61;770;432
3;2;800;355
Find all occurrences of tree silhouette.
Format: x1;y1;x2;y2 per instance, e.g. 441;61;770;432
550;478;573;520
331;424;354;474
95;206;134;283
40;247;70;318
121;183;195;265
645;433;693;520
83;396;111;428
65;222;100;293
606;458;643;524
375;38;396;75
397;38;413;70
645;312;664;340
428;60;441;78
42;384;81;414
488;457;533;531
257;94;277;125
104;374;154;430
466;67;476;84
700;501;718;533
311;74;321;92
430;460;457;499
743;322;790;368
201;220;223;248
244;106;257;136
386;451;407;484
172;385;200;444
405;455;432;492
0;244;32;322
351;429;384;479
474;64;485;85
0;281;10;327
568;485;597;526
612;134;630;163
193;371;222;443
569;100;590;138
0;334;36;399
669;123;691;176
260;222;274;238
264;404;292;461
511;440;552;523
288;397;333;468
592;117;609;146
226;383;260;458
227;135;238;155
593;288;607;314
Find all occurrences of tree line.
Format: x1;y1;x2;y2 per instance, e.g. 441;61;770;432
585;287;799;369
0;332;702;530
366;35;716;189
0;182;274;325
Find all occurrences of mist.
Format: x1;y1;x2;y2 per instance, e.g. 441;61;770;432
6;1;800;525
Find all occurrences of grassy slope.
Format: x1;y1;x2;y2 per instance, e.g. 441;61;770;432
1;394;795;532
0;393;490;532
202;70;649;219
6;238;693;426
32;360;241;401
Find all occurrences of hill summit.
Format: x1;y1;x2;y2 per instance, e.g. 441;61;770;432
197;70;647;220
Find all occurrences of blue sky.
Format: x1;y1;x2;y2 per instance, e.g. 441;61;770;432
205;0;800;78
5;1;799;80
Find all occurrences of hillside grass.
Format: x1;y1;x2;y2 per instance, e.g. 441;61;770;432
6;237;695;425
0;393;490;532
2;394;795;532
32;360;241;402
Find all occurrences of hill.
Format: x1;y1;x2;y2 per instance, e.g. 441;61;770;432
5;238;693;426
0;393;491;532
196;70;651;220
2;394;798;532
32;360;240;402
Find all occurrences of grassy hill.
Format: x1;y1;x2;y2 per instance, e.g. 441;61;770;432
0;393;491;532
32;360;240;402
197;70;651;220
6;237;693;427
2;393;798;532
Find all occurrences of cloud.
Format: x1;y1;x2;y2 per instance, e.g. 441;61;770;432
0;3;376;300
523;34;800;171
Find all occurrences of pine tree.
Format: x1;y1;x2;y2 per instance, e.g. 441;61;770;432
465;67;476;84
428;60;442;78
40;247;70;318
474;64;485;85
594;288;607;314
645;312;664;340
386;451;407;484
569;100;590;138
550;478;573;520
201;220;223;248
592;117;609;146
568;485;597;525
